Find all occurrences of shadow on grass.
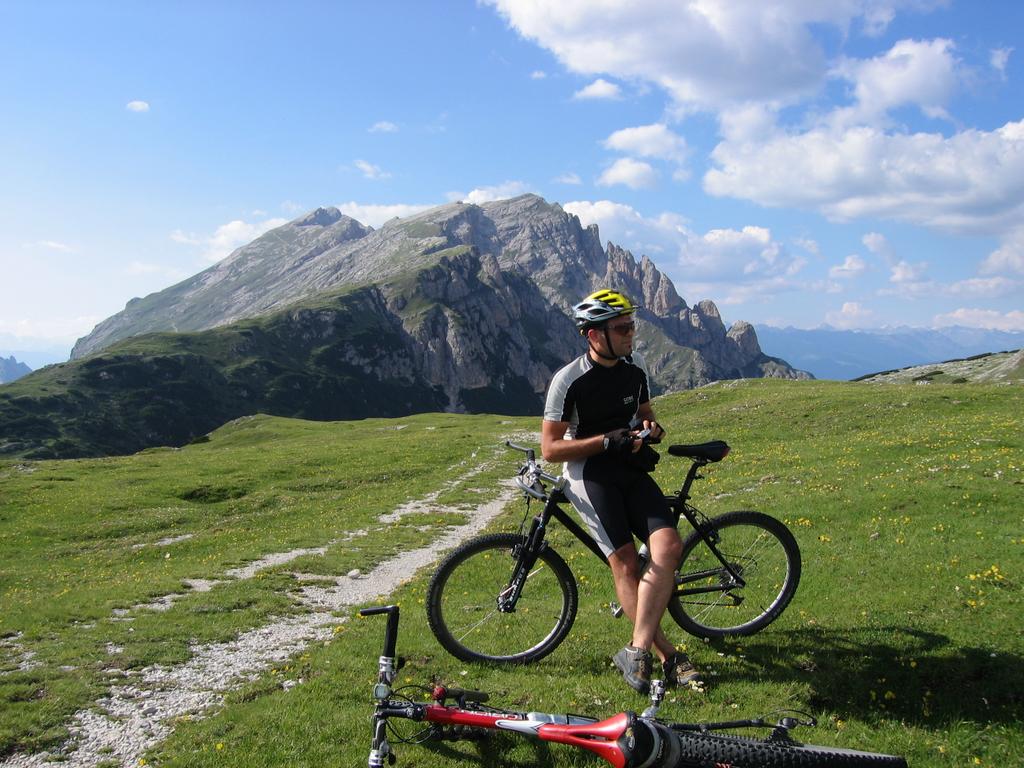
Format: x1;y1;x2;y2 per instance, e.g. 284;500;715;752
419;736;564;767
709;626;1022;728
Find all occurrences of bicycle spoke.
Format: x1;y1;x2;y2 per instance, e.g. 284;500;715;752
454;608;501;642
454;564;550;642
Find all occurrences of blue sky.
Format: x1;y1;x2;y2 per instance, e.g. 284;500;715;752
2;0;1022;365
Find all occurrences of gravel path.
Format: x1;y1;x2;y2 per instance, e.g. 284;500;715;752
1;444;531;768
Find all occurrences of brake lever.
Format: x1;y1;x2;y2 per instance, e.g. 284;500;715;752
769;712;817;740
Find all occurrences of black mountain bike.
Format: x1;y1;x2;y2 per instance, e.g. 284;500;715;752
426;439;801;664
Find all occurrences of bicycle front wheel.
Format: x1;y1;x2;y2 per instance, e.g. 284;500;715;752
426;533;578;664
668;728;907;767
668;510;800;638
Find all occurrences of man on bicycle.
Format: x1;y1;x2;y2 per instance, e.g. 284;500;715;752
541;288;702;694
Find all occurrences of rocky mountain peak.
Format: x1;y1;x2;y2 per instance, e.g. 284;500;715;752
727;320;761;358
295;207;344;227
0;355;32;384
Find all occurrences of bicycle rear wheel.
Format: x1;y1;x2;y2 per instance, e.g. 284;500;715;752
668;510;800;638
668;728;907;767
426;533;578;664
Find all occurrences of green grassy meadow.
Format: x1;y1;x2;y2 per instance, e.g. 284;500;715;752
1;380;1021;767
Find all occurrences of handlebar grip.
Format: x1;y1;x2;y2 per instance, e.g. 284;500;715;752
359;605;397;617
359;605;400;658
505;440;536;460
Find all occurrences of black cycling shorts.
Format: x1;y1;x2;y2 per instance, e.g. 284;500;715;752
563;452;674;557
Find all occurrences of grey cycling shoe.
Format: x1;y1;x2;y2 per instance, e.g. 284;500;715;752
612;645;653;694
663;651;703;689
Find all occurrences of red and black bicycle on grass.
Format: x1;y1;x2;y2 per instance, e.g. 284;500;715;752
363;605;908;768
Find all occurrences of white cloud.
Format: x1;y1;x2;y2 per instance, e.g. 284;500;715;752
890;260;928;283
531;69;547;79
862;232;893;263
706;118;1024;235
564;199;656;234
945;276;1019;299
794;238;821;257
597;158;657;189
699;33;1024;237
879;271;1019;301
686;226;802;281
991;47;1012;76
172;216;288;263
24;240;74;252
369;121;398;133
826;301;876;329
335;202;434;228
207;218;288;262
126;100;150;112
554;172;582;185
354;159;392;180
933;307;1024;331
445;181;532;205
829;254;867;279
603;123;687;162
573;78;621;100
830;38;959;125
484;0;933;112
981;229;1024;275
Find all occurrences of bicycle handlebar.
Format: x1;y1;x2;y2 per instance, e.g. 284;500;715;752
506;441;564;498
359;605;400;660
505;440;535;458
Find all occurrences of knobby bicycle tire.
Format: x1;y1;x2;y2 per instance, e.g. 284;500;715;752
667;728;907;768
426;533;578;663
668;511;801;638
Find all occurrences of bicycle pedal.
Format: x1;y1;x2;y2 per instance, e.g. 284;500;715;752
610;601;624;618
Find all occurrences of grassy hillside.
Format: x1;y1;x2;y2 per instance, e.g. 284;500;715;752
1;380;1020;767
856;349;1024;385
0;285;437;460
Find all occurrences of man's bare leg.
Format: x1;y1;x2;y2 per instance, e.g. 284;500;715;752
631;527;682;654
606;528;681;661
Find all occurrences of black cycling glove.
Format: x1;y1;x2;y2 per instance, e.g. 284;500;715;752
604;428;637;455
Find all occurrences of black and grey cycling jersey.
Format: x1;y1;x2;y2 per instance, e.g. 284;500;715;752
543;352;651;439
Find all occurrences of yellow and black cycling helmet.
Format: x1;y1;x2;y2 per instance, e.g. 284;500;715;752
572;289;637;333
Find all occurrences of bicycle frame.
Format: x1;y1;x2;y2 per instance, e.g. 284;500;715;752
503;441;747;611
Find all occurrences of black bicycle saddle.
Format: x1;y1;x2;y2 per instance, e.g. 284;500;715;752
667;441;730;462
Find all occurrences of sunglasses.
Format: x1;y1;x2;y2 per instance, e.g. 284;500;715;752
607;321;636;336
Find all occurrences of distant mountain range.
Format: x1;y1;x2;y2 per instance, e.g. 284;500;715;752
0;194;806;459
755;325;1024;380
0;356;31;384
